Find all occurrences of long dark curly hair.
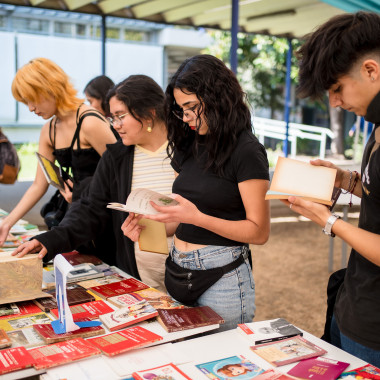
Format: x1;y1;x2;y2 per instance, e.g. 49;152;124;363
166;54;252;176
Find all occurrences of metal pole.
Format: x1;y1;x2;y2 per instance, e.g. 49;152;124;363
230;0;239;74
101;15;106;75
283;38;292;157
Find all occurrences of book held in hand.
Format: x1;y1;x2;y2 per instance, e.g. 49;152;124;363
36;152;67;191
238;318;303;345
132;362;192;380
87;326;163;356
250;336;327;367
157;305;224;333
287;357;349;380
265;157;337;206
196;354;264;379
100;300;158;331
0;346;35;375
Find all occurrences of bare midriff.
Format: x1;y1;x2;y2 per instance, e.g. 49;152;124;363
174;235;207;253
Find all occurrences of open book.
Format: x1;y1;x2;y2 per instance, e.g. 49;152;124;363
35;152;66;191
265;157;338;206
107;189;178;254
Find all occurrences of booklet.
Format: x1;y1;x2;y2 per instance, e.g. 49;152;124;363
265;157;338;206
132;363;192;380
35;152;66;191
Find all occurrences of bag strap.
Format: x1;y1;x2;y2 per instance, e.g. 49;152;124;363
219;247;248;275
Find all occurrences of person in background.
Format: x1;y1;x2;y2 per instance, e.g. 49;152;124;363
0;58;116;247
12;75;173;292
124;54;270;331
285;12;380;365
84;75;114;117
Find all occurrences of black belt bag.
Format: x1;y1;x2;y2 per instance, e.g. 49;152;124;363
165;246;250;306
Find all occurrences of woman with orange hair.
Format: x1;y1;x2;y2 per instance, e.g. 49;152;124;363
0;57;116;246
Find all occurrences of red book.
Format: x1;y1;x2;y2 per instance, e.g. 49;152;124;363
61;251;103;266
0;301;42;320
89;278;149;299
29;338;101;370
33;321;105;344
87;326;162;356
0;346;35;375
132;363;192;380
50;300;115;320
99;301;158;331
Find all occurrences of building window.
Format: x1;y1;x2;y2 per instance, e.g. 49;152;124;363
13;17;49;33
124;30;146;42
0;15;5;29
54;21;72;36
76;24;86;37
106;27;119;40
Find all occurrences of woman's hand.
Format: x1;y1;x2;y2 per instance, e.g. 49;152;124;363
144;194;201;225
0;219;11;246
60;179;73;204
282;196;332;228
121;213;145;242
310;159;347;189
11;240;47;259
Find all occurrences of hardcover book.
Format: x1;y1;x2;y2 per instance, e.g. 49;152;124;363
76;273;125;289
338;364;380;380
99;300;158;331
0;328;11;348
89;278;149;299
238;318;303;345
250;336;327;367
61;251;103;266
29;338;101;370
134;287;184;309
157;305;224;333
7;327;45;348
36;152;66;191
265;157;337;206
34;283;95;312
50;300;115;320
132;363;192;380
87;326;163;356
0;300;42;319
287;357;349;380
33;321;105;344
196;354;264;379
0;312;54;332
0;346;35;375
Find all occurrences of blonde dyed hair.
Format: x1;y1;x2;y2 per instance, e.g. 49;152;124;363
11;57;83;116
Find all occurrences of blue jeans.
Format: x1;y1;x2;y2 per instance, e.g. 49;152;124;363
331;315;380;366
170;244;255;332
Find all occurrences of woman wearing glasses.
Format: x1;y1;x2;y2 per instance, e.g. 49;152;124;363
12;75;173;292
142;55;270;331
0;57;116;247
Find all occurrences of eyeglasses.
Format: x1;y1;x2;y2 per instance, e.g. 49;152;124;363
107;112;129;125
172;103;200;121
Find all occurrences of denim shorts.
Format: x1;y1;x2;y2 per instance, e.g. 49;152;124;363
170;244;255;332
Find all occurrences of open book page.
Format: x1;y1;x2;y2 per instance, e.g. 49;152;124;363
266;157;336;205
35;152;65;191
107;188;179;215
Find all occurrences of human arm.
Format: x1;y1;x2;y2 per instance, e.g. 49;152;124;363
285;196;380;267
144;179;270;245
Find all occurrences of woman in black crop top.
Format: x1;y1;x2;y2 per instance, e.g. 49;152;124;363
130;55;271;331
0;58;116;246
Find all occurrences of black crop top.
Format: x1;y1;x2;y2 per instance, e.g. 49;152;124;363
171;129;270;246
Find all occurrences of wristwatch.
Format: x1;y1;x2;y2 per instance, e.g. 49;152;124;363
322;213;340;237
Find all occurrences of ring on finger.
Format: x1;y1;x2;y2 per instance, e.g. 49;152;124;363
289;203;293;209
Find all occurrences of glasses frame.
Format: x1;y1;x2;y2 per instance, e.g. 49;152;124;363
107;111;129;125
172;103;200;121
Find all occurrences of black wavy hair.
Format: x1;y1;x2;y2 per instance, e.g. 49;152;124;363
84;75;115;116
106;75;166;127
166;54;252;176
297;11;380;100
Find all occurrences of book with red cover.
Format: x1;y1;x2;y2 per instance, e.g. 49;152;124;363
0;346;35;375
50;300;115;320
288;357;349;379
29;338;101;370
34;283;95;312
0;301;42;320
61;251;103;266
250;336;327;367
99;300;158;331
157;306;224;332
338;364;380;380
33;320;105;344
132;363;192;380
89;278;149;299
87;325;163;356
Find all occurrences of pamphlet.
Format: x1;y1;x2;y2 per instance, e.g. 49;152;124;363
35;152;66;191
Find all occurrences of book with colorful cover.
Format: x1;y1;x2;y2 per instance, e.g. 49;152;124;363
36;152;66;191
0;300;43;320
89;278;149;300
6;327;45;348
287;357;349;380
238;318;303;345
250;336;327;367
0;312;54;332
338;364;380;380
33;321;105;344
132;363;192;380
86;326;163;356
157;306;224;333
0;346;35;375
107;292;145;308
50;299;115;321
99;300;158;331
34;283;95;312
29;338;101;370
0;328;11;348
133;287;185;309
196;355;265;379
77;273;125;289
255;369;299;380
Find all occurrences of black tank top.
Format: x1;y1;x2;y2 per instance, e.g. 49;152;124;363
49;106;106;200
